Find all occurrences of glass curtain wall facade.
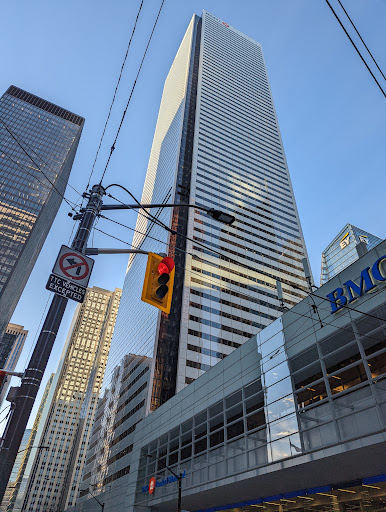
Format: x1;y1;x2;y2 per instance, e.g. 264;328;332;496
78;240;386;512
79;11;310;507
320;223;382;285
22;287;121;512
0;323;28;405
0;86;84;338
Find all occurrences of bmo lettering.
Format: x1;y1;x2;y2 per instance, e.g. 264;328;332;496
327;256;386;314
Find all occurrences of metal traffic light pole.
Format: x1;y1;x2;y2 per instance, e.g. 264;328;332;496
0;184;105;501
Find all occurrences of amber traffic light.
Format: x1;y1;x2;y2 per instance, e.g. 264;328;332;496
141;253;175;314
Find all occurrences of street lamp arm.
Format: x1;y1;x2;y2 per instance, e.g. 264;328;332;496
85;248;149;256
100;202;205;211
99;203;235;225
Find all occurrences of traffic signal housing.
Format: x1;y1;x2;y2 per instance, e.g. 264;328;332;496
141;253;175;314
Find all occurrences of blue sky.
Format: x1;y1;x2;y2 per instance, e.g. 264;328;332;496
1;0;385;427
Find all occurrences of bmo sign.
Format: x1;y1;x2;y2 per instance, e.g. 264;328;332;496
327;255;386;314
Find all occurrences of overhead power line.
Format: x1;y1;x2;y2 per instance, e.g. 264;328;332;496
0;117;83;199
99;0;166;184
95;221;386;396
337;0;386;82
98;191;386;325
324;0;386;98
86;0;145;191
0;119;78;211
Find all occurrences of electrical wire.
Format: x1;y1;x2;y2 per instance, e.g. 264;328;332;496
19;296;52;374
0;117;83;200
337;0;386;82
0;148;71;203
96;212;386;340
104;191;310;301
324;0;386;98
99;0;166;183
104;188;386;323
86;0;145;191
0;405;12;426
0;119;79;211
104;186;173;254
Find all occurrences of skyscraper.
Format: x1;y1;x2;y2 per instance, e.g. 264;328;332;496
80;11;310;509
320;223;382;285
0;85;84;338
22;287;121;512
0;324;28;406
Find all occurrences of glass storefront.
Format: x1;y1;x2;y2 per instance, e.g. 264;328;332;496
213;478;386;512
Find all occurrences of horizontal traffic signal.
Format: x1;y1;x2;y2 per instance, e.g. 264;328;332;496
141;253;175;314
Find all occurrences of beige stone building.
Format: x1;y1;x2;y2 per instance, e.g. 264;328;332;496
22;287;121;512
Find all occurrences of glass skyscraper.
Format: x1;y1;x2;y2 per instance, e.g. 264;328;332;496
320;223;382;285
80;11;310;507
0;86;84;338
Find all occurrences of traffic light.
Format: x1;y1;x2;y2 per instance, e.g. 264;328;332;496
0;371;7;387
141;253;175;314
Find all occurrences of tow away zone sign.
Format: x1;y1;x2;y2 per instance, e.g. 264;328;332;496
46;245;94;303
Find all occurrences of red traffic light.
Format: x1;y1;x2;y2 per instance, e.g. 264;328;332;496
157;257;175;275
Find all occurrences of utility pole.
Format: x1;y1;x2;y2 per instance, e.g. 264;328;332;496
0;184;105;502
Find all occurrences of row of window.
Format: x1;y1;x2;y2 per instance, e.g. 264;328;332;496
199;93;281;154
189;314;259;338
196;156;291;201
196;177;297;224
195;217;304;257
194;225;301;266
196;155;293;207
199;107;282;157
199;89;279;145
191;287;282;315
188;328;241;349
195;194;302;249
190;257;303;302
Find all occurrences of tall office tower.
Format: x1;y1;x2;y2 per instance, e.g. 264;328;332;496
80;11;310;508
5;374;55;512
0;85;84;338
0;323;28;405
0;429;31;512
320;223;382;285
22;287;121;512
